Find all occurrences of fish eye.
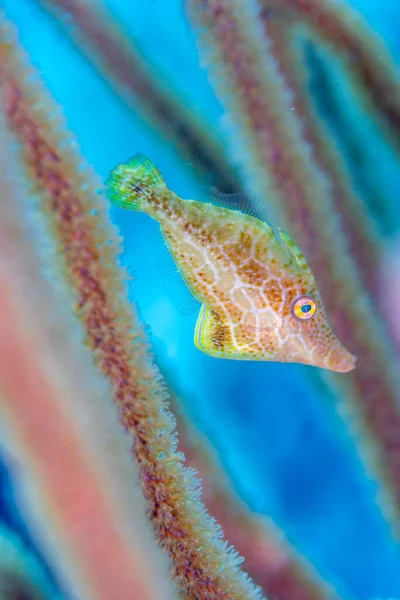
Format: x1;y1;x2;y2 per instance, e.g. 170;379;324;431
291;295;316;321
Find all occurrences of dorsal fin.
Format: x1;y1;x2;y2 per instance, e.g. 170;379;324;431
209;188;281;236
278;229;309;269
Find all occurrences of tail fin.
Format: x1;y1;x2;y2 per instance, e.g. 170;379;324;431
107;153;167;211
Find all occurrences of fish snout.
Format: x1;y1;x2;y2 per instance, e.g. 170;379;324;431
325;345;357;373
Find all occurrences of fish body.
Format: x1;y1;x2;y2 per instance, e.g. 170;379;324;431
108;154;356;373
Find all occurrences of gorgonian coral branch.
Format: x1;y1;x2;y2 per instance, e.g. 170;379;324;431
173;405;343;600
381;239;400;348
37;0;241;194
186;0;400;532
40;0;391;322
260;15;383;312
0;11;264;600
261;0;400;154
0;117;175;600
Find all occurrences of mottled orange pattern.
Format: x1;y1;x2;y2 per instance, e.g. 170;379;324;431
109;155;356;373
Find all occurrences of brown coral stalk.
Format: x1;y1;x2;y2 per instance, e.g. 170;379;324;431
0;12;264;600
0;118;175;600
261;0;400;154
261;15;384;323
174;406;343;600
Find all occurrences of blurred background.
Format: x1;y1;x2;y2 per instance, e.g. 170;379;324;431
1;1;400;598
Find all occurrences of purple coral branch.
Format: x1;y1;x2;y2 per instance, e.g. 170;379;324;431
259;14;384;316
261;0;400;156
186;0;400;532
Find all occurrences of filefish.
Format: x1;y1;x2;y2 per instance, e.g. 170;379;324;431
107;154;356;373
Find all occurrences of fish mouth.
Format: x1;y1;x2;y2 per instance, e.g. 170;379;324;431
326;346;357;373
284;336;357;373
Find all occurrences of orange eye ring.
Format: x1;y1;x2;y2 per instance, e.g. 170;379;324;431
291;295;316;321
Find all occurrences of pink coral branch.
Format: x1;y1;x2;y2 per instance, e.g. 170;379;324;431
174;409;342;600
0;119;175;600
0;11;264;599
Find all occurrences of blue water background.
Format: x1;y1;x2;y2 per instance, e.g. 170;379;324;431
1;1;400;598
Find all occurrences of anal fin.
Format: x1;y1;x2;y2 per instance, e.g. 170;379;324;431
194;305;233;358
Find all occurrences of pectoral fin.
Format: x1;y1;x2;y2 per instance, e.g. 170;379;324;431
157;238;201;316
